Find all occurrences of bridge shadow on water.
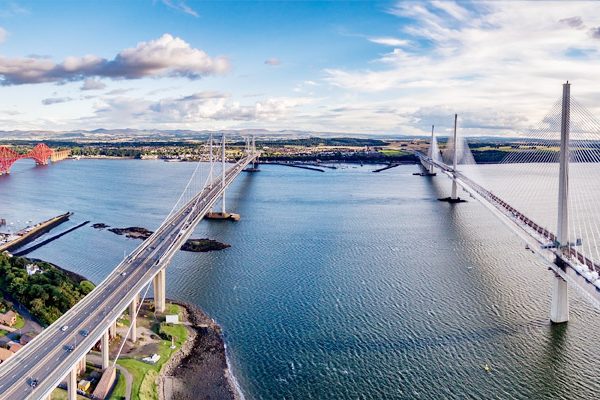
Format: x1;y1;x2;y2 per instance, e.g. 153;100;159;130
530;323;571;399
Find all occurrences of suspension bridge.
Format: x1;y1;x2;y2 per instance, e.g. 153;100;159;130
0;143;70;175
0;135;258;399
419;81;600;324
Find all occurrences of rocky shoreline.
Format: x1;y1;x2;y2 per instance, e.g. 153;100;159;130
160;300;241;400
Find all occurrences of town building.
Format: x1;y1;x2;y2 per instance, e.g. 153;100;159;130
0;310;16;326
0;348;13;363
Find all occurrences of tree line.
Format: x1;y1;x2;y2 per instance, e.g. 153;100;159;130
0;254;94;326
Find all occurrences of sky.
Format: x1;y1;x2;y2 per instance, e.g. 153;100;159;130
0;0;599;136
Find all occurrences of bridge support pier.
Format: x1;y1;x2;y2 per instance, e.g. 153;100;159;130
102;329;110;370
129;295;138;342
109;320;117;338
550;275;569;323
154;269;166;313
78;355;86;375
68;366;77;400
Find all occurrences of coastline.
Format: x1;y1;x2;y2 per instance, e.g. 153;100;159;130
159;300;242;400
25;257;90;284
3;251;239;399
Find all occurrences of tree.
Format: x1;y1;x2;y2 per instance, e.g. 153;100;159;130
79;280;94;295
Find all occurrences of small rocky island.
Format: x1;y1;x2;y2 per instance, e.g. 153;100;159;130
93;225;230;252
108;226;152;240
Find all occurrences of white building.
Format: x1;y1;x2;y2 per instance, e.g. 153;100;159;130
25;264;41;276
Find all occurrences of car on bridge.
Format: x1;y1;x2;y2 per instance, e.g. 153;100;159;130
65;344;74;353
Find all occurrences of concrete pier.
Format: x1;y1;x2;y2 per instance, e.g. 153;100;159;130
109;321;116;338
154;269;166;313
102;330;110;370
551;274;569;323
129;295;138;342
68;367;77;400
77;355;86;375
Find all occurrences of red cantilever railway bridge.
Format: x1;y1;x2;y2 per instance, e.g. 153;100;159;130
0;143;56;174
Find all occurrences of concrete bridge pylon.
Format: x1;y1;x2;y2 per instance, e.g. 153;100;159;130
551;81;571;324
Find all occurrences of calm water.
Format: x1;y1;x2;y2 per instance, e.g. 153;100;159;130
2;158;600;399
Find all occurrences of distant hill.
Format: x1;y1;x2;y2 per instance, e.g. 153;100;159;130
0;128;425;142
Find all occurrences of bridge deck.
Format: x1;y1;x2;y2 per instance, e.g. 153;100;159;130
0;152;258;399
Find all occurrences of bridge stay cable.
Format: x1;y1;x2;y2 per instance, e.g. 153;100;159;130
421;82;600;322
0;134;259;400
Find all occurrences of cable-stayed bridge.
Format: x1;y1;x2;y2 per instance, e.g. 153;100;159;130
418;82;600;324
0;135;259;400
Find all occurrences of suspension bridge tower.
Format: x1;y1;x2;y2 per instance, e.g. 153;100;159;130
244;136;260;172
206;133;241;221
429;125;435;175
551;81;571;324
439;114;466;203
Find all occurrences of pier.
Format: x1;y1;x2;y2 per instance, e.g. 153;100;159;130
0;212;73;253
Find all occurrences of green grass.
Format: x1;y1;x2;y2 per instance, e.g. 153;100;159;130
164;302;182;316
13;314;25;330
139;370;159;400
117;304;187;400
117;359;152;400
0;329;8;337
109;370;127;400
51;388;87;400
379;149;407;156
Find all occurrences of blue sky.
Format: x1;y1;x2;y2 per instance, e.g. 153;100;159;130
0;1;599;135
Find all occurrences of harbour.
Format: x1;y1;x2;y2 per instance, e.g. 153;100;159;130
0;212;73;253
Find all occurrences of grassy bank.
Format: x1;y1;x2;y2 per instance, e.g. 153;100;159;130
117;303;187;400
109;372;127;400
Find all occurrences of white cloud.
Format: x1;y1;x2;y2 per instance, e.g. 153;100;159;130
429;0;469;21
81;78;106;91
368;37;410;47
42;97;74;105
105;88;133;96
559;16;584;29
0;2;28;18
85;91;314;127
0;33;229;85
324;1;600;135
161;0;198;17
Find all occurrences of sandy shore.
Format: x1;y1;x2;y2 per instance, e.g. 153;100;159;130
159;300;241;400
